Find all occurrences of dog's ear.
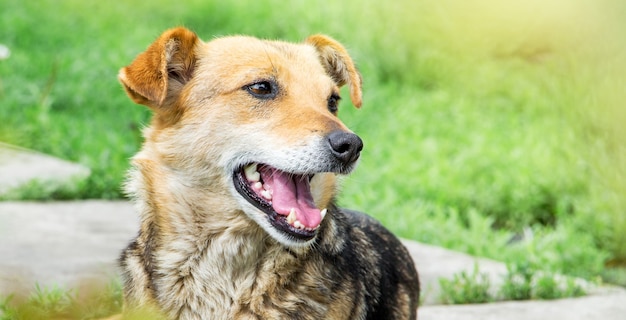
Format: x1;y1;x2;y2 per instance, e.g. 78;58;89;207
118;27;198;108
305;35;362;108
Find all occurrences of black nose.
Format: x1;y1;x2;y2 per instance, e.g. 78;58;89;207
327;131;363;164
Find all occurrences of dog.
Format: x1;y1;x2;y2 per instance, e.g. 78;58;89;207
116;27;419;320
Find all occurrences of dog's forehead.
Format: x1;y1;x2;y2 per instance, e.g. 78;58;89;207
205;36;318;63
197;36;330;84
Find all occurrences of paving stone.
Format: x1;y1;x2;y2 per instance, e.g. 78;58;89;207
419;288;626;320
0;201;136;294
403;240;509;305
0;143;90;197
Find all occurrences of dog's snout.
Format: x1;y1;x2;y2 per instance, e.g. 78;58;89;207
327;131;363;164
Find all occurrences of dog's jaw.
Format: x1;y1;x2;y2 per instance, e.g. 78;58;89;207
220;137;359;249
232;163;327;249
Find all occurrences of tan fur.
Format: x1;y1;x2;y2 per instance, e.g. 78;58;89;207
115;27;418;320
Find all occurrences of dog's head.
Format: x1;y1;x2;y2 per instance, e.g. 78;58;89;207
119;27;363;248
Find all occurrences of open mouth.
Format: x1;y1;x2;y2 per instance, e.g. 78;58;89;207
233;163;327;241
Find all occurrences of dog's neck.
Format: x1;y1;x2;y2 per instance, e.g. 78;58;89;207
127;156;309;318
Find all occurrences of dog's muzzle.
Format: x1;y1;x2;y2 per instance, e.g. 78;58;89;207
232;130;363;242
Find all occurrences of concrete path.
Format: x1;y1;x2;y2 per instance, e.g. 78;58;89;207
0;201;136;293
1;201;625;320
419;288;626;320
0;143;90;197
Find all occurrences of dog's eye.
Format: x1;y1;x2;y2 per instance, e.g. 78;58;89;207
328;94;341;114
245;81;276;99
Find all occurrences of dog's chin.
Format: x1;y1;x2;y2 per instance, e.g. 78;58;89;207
232;163;328;248
241;205;318;249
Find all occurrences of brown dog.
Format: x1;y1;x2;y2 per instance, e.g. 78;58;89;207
117;27;419;319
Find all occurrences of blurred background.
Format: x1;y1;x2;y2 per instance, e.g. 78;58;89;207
1;0;625;287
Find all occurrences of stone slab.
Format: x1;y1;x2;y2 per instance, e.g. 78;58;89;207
419;287;626;320
0;143;90;196
403;240;509;305
0;201;137;293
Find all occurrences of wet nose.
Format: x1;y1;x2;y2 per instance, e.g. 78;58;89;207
327;130;363;164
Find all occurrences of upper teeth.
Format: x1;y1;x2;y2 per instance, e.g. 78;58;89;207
245;164;271;200
244;163;260;182
244;163;328;232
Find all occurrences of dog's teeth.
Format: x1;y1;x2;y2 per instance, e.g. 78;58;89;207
245;163;257;172
253;182;263;190
293;220;303;230
244;164;260;182
320;208;327;220
261;190;272;200
287;208;296;224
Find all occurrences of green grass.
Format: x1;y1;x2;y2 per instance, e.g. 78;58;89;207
499;261;586;302
2;0;626;316
438;261;586;305
0;281;122;320
439;264;492;304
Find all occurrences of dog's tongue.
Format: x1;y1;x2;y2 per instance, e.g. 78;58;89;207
259;167;321;229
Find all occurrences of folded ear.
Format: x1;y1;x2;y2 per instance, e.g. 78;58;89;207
118;27;199;108
305;35;362;108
